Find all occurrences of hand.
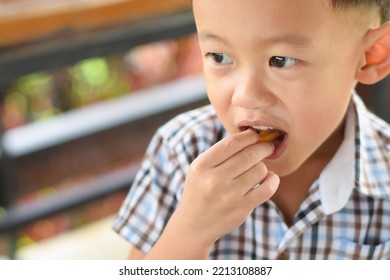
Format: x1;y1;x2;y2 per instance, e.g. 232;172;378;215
173;129;280;246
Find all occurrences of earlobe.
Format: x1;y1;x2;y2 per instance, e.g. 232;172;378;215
356;22;390;85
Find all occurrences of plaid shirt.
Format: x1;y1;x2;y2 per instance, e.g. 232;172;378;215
113;93;390;260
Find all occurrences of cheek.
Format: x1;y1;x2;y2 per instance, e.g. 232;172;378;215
205;78;236;131
290;93;348;155
205;77;230;109
287;74;350;142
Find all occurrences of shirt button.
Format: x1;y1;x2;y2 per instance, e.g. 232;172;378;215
277;251;290;260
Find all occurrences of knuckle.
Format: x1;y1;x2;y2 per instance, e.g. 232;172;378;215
201;184;215;202
242;148;258;162
261;185;275;200
202;176;225;201
189;159;200;173
261;173;280;197
254;162;268;177
191;153;206;168
224;135;240;150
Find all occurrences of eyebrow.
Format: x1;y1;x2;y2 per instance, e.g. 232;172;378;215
198;32;229;45
198;31;313;49
266;34;313;48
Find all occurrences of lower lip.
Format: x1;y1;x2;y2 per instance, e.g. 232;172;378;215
266;137;288;160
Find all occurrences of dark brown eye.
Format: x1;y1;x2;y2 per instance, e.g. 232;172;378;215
269;56;297;68
212;53;224;63
269;56;287;67
208;53;233;64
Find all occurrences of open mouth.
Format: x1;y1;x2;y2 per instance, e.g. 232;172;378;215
239;125;288;159
243;126;287;146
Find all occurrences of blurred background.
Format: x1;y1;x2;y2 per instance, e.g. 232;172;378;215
0;0;207;259
0;0;389;260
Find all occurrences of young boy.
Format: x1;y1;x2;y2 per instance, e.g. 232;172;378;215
113;0;390;259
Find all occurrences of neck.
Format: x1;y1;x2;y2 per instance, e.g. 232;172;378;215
271;116;346;226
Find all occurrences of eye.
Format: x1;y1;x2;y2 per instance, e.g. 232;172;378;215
269;56;298;68
207;52;233;65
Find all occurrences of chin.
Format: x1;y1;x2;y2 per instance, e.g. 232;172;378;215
265;158;305;178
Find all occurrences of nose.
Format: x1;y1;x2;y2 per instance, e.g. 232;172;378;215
231;72;276;110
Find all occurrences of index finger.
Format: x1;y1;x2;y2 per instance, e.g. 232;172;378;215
200;129;273;168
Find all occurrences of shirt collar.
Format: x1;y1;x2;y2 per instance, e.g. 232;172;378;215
353;93;390;199
319;92;390;215
319;97;356;215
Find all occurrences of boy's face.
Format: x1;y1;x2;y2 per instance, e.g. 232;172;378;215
193;0;372;176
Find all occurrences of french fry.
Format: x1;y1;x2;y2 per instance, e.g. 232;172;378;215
258;130;280;143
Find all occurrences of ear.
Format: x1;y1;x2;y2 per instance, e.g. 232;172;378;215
356;22;390;85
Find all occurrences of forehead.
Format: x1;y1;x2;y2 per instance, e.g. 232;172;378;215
193;0;330;24
193;0;364;47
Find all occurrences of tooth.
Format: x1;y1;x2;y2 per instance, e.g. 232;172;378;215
252;126;273;130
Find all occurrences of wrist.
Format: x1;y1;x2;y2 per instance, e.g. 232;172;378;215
166;210;215;258
146;210;214;260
